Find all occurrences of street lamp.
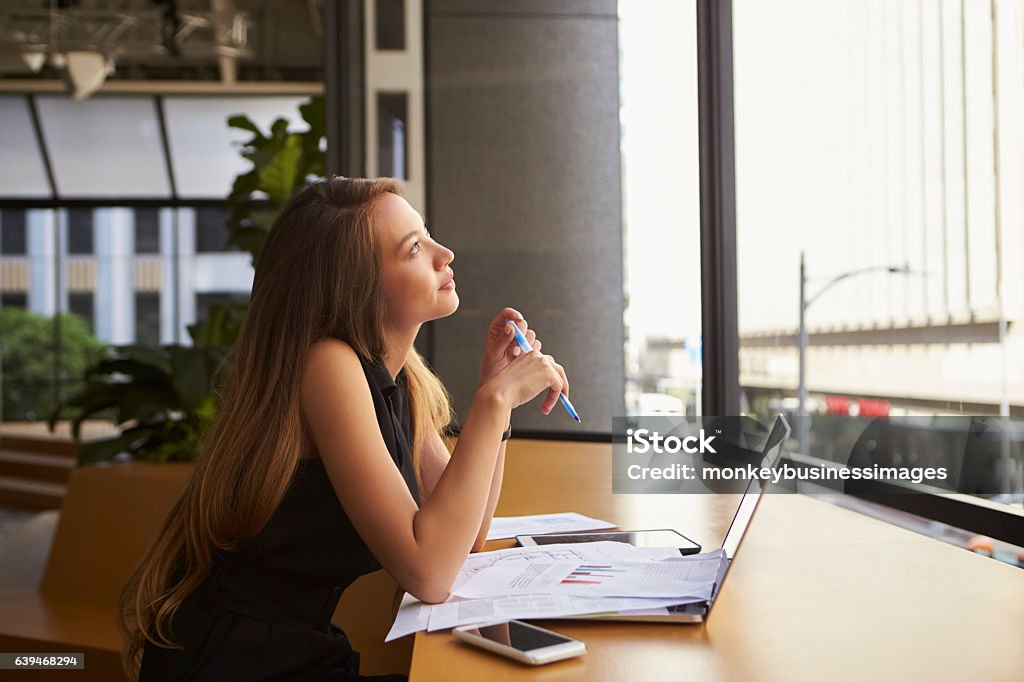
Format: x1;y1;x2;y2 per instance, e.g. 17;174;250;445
796;252;913;454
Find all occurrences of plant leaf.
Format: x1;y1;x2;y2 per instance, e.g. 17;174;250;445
258;135;302;206
168;347;209;410
119;345;173;374
227;114;265;138
299;97;324;132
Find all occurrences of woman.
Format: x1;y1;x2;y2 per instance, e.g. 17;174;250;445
119;177;570;681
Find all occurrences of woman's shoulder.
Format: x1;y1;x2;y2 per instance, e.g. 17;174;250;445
306;337;357;362
300;340;372;411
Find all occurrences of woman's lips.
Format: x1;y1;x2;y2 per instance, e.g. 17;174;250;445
440;277;455;291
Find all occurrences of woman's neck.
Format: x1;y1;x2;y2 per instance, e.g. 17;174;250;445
381;323;421;379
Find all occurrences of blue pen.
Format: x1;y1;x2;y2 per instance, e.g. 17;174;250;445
506;319;582;423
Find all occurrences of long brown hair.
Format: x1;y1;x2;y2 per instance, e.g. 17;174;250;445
117;177;454;680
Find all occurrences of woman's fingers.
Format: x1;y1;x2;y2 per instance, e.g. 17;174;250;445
509;325;539;358
554;361;568;396
493;307;524;332
489;308;524;345
540;356;566;414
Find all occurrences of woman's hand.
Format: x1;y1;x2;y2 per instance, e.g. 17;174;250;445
479;307;539;387
481;342;570;416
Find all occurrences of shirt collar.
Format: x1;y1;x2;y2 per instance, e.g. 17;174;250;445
365;359;406;399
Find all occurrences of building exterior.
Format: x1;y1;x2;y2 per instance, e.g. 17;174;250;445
2;210;252;346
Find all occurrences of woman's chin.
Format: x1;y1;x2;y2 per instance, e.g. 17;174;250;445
426;295;459;322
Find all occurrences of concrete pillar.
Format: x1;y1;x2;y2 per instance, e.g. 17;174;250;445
159;208;177;344
176;209;197;344
27;210;59;316
94;208;135;344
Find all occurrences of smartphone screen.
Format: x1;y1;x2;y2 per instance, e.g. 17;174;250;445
465;621;572;652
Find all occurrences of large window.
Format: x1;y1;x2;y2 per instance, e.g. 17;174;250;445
733;0;1024;504
0;208;254;422
619;0;703;418
0;93;306;423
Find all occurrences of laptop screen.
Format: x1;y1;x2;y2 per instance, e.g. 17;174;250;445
721;415;791;560
701;416;790;616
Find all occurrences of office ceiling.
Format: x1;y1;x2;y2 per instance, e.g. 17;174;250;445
0;0;324;84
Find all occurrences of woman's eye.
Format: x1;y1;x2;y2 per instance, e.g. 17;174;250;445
410;241;421;255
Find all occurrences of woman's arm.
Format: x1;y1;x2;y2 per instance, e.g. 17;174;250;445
473;444;506;551
420;430;507;552
302;338;562;604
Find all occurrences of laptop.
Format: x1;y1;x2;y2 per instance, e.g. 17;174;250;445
570;415;791;623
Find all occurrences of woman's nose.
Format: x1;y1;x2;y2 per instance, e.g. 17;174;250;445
437;244;455;266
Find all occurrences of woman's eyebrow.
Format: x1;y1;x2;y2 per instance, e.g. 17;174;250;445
395;226;428;254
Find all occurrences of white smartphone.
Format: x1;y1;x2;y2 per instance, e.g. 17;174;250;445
452;620;587;665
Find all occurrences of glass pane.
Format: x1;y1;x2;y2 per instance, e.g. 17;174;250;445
162;96;308;198
1;211;102;423
0;293;27;308
66;208;94;254
0;96;51;198
195;207;232;252
67;292;95;333
35;96;171;197
135;208;161;253
734;0;1024;504
376;0;406;50
2;210;28;254
620;0;703;418
135;292;161;346
378;92;408;179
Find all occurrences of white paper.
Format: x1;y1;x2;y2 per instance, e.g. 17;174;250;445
453;560;580;598
552;549;725;598
384;592;432;642
452;541;654;595
485;512;616;540
426;593;707;631
386;545;727;638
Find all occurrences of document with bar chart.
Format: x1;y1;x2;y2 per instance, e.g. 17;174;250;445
554;550;723;598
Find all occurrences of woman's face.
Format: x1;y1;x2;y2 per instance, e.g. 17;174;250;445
374;193;459;329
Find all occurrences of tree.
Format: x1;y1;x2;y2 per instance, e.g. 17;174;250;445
1;308;102;421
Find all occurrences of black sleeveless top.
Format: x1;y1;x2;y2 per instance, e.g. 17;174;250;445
139;357;417;682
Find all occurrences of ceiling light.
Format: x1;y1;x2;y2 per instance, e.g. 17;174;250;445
64;50;115;101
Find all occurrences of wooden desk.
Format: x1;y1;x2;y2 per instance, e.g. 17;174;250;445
409;440;1024;682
